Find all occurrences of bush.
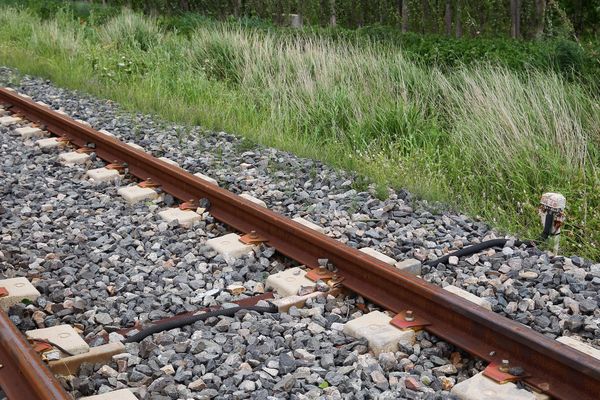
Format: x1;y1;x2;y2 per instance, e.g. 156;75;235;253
190;35;241;85
553;39;585;77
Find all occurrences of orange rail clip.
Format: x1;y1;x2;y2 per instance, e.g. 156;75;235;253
179;199;198;211
306;267;335;282
483;361;528;384
138;179;160;188
390;310;431;330
239;230;268;245
106;163;125;171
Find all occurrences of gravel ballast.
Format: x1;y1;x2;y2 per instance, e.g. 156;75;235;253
1;68;598;398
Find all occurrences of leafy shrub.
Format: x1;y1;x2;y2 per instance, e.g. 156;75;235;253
189;34;241;85
553;39;585;78
99;10;162;51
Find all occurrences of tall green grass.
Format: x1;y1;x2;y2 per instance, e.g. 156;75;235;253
1;7;599;258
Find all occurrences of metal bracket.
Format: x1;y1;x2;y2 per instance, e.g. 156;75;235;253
483;361;528;384
179;199;198;211
106;162;126;171
390;310;431;330
0;287;8;298
306;267;335;282
138;178;160;188
327;274;345;289
28;339;54;354
75;147;94;154
239;230;268;245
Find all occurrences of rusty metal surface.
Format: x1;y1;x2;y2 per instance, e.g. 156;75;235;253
390;311;431;330
2;88;600;399
0;309;70;400
483;361;527;384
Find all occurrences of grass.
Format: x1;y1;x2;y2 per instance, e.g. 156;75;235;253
1;7;599;259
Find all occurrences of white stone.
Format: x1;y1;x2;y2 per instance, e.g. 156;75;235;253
126;142;145;151
36;101;49;107
0;277;41;311
0;116;21;126
86;167;120;183
75;119;91;127
98;365;119;378
26;325;89;356
17;92;31;99
158;208;202;227
158;156;179;167
557;336;600;360
448;256;459;265
37;137;62;149
206;233;254;259
160;364;175;375
58;151;90;165
293;217;325;233
343;311;415;356
359;248;396;265
15;126;44;139
194;172;218;186
444;285;492;310
451;372;540;400
271;292;324;312
55;109;68;116
98;129;114;137
240;193;267;208
266;267;316;297
117;185;159;205
394;258;422;275
227;284;245;295
188;378;206;391
80;389;137;400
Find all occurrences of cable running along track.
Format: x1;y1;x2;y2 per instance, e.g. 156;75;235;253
0;88;599;400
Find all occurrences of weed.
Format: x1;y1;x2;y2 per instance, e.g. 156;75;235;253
237;137;255;152
351;175;371;194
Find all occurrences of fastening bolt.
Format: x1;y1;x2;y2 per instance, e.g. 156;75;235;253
499;359;510;372
405;310;415;322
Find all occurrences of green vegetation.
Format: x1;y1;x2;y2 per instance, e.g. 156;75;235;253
0;6;599;259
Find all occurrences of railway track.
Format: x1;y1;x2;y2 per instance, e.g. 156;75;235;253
0;87;599;400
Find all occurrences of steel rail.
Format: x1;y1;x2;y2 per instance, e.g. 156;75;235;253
2;88;599;399
0;309;70;400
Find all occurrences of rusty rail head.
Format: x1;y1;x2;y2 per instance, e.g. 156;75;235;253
2;87;600;399
0;309;70;400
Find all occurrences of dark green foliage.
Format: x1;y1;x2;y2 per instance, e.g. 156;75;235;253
0;0;119;23
148;13;600;90
4;0;597;91
553;39;584;76
193;38;241;85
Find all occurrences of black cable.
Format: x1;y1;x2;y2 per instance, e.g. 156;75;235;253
541;212;554;240
423;238;534;267
124;304;279;343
